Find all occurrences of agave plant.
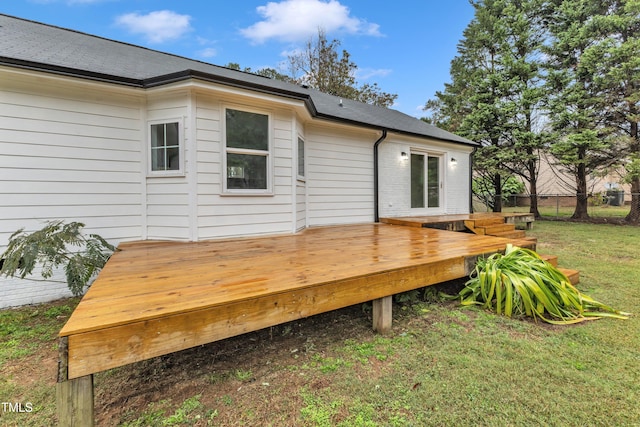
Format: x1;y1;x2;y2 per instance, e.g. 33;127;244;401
459;244;629;324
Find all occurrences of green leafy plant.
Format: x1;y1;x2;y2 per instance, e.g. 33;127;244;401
0;220;116;296
458;244;629;324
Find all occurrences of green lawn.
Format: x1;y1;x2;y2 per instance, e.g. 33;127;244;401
1;221;638;426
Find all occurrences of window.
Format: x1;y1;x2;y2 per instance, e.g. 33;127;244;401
411;153;441;209
225;108;271;192
150;121;181;174
297;137;305;178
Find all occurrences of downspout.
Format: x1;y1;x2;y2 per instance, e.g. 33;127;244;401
373;129;388;222
469;146;478;213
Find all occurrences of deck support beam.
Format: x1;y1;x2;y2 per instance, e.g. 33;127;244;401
57;337;94;426
372;296;393;334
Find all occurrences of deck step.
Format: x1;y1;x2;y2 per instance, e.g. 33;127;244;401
558;268;580;286
539;254;558;267
510;237;537;250
539;255;580;285
477;224;519;235
471;216;506;227
490;230;527;239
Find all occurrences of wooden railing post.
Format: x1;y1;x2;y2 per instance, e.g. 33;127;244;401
57;337;94;426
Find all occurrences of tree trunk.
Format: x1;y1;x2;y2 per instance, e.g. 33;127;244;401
625;120;639;223
572;149;590;219
493;173;502;212
527;157;541;218
625;177;640;223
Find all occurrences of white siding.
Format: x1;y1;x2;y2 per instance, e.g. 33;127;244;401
145;92;191;240
0;69;475;307
306;124;376;226
296;181;306;231
195;94;294;239
0;72;144;307
378;136;474;218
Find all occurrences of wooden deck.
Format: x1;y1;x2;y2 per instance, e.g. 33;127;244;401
58;223;534;378
56;222;538;424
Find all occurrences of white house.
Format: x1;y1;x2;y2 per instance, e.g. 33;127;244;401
0;14;477;308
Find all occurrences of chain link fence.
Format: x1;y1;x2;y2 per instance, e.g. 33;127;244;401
473;191;637;219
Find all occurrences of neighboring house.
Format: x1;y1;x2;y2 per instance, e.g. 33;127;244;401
535;152;631;201
512;152;632;208
0;14;477;308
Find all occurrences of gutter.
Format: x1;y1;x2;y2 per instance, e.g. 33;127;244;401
470;146;478;213
373;129;388;223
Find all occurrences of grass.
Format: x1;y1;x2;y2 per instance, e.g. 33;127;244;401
0;298;80;426
1;221;639;426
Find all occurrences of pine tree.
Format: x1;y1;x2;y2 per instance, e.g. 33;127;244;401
581;0;640;222
543;0;617;219
426;0;547;214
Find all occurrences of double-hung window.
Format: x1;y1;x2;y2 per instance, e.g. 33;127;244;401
149;120;182;175
224;108;271;193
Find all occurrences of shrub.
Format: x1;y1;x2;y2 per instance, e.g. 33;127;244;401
0;220;116;296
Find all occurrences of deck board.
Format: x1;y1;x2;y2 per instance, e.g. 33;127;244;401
60;223;524;379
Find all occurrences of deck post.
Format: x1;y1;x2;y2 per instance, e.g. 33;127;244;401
57;337;94;426
372;296;393;334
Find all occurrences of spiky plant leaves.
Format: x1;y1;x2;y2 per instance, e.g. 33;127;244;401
0;220;116;296
459;244;629;324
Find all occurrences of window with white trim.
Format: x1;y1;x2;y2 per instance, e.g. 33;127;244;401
149;121;182;174
224;108;271;192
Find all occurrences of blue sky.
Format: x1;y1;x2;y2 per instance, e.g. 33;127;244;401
2;1;475;117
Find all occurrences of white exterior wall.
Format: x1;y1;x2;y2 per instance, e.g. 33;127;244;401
295;119;307;231
378;136;473;218
306;124;376;226
195;93;294;239
445;148;473;214
145;92;192;240
0;70;145;307
0;70;475;307
295;181;306;231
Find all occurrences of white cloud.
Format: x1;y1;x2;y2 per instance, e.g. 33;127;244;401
355;67;392;81
196;37;218;58
198;48;218;58
241;0;382;44
115;10;192;43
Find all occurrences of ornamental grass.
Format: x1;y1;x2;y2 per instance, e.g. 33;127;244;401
459;244;630;324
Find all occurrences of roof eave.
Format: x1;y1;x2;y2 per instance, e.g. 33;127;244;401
0;58;474;146
0;56;143;87
144;69;319;116
314;111;478;147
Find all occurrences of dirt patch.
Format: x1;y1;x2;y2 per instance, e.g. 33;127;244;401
94;304;377;426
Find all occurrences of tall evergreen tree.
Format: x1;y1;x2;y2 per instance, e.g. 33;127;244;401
498;0;548;218
426;0;547;214
543;0;616;219
581;0;640;222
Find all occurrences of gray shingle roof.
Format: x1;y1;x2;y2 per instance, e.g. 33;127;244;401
0;14;476;146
